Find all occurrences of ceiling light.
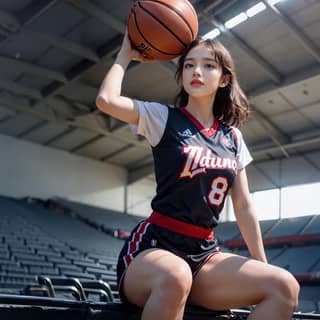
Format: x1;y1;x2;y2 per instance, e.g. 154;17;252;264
246;2;266;17
202;28;221;40
268;0;282;5
225;12;248;29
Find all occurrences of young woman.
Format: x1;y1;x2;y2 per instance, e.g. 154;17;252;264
96;31;300;320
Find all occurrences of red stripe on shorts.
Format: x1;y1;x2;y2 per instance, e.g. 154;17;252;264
123;221;149;267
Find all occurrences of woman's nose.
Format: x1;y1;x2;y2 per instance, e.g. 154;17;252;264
193;65;201;76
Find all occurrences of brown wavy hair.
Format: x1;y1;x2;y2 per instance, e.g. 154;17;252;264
174;38;249;127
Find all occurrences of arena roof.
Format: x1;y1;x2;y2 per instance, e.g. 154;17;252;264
0;0;319;192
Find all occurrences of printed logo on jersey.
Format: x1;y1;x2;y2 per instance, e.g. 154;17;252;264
179;145;237;179
178;129;193;137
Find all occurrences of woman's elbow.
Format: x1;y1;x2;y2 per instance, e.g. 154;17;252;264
96;95;111;114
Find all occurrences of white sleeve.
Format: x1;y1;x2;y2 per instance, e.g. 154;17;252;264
130;100;169;147
233;127;253;170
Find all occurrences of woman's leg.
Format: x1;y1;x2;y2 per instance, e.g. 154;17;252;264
189;252;300;320
122;248;193;320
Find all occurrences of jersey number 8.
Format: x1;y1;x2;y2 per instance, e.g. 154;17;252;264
208;176;228;207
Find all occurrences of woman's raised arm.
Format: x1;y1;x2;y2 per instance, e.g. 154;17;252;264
96;31;152;125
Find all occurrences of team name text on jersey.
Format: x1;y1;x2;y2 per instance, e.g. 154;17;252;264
179;145;237;179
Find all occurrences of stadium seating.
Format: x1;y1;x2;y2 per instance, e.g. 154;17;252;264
264;216;315;238
52;197;141;232
0;195;319;318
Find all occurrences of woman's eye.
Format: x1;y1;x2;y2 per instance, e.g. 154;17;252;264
205;63;215;68
184;63;193;69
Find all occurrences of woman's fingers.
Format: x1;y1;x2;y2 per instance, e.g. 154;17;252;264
131;51;155;63
122;28;155;63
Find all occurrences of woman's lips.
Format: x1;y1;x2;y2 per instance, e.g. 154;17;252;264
190;79;204;86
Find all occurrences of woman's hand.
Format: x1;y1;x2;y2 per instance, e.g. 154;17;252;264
118;30;154;63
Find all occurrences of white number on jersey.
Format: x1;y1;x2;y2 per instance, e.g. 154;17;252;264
208;176;228;207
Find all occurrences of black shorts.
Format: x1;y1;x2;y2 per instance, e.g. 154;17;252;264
116;212;220;302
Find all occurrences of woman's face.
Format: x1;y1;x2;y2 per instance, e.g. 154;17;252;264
182;44;225;99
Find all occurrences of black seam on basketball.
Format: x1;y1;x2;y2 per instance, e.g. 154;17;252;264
132;9;179;56
142;0;195;39
138;1;188;47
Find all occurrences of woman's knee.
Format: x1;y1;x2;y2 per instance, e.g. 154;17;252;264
123;250;193;307
266;268;300;309
155;262;193;301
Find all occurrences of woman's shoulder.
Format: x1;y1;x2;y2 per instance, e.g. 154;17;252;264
219;122;242;134
218;123;245;145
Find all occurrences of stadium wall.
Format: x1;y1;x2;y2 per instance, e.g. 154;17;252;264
127;178;154;216
0;133;126;211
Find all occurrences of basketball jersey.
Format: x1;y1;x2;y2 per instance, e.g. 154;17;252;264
132;100;252;229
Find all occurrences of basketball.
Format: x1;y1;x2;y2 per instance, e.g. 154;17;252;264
127;0;199;60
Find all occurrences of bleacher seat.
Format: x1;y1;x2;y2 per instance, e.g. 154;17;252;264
214;221;241;243
311;259;320;272
266;245;320;273
298;300;318;313
264;216;314;237
52;197;141;231
302;215;320;234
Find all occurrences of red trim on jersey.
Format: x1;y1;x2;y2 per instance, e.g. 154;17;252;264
148;211;214;240
180;107;219;137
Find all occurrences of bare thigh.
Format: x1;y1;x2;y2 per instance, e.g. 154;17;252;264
189;252;297;310
122;248;192;307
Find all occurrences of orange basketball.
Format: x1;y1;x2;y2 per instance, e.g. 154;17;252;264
128;0;199;61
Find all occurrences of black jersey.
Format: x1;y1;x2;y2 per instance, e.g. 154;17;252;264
133;101;252;229
117;102;252;295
